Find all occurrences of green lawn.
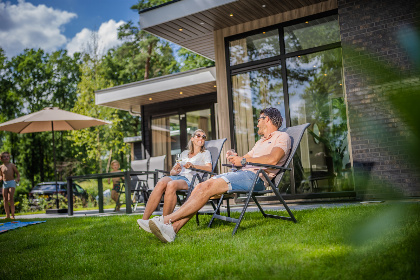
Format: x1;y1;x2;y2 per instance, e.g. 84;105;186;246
0;203;419;279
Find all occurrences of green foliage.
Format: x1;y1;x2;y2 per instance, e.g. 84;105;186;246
0;48;82;187
177;48;215;72
101;20;179;84
130;0;172;11
0;204;418;279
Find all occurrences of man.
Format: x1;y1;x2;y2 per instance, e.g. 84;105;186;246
148;107;291;243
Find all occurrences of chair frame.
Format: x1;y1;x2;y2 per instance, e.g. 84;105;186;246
207;123;310;235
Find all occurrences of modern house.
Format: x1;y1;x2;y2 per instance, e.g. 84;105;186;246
95;0;420;200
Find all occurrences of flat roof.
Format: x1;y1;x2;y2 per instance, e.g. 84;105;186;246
138;0;327;60
95;67;216;112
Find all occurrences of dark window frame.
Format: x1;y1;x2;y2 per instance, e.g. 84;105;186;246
225;9;344;197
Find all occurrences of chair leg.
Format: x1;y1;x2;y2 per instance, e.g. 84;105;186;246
262;171;297;223
208;194;225;228
196;213;200;226
226;198;230;217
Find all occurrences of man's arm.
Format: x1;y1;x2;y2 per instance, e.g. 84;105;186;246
228;147;285;166
0;166;3;181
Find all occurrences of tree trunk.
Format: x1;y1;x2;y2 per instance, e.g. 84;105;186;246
144;42;153;80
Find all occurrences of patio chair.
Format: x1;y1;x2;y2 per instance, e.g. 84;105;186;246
116;158;149;211
208;123;310;235
129;158;150;211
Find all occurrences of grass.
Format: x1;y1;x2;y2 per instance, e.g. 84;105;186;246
0;203;419;279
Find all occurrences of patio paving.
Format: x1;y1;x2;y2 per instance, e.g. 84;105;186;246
15;200;366;219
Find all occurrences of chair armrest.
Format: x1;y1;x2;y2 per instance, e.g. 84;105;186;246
244;162;291;171
222;164;242;169
188;167;217;176
155;169;170;174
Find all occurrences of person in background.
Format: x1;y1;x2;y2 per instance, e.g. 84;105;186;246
108;160;122;211
0;152;20;219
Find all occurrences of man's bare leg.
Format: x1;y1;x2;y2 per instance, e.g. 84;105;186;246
162;180;188;216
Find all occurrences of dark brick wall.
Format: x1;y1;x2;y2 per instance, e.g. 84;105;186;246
338;0;420;197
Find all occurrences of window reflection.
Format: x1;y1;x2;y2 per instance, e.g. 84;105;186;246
151;115;180;170
284;15;340;53
186;109;212;141
287;48;352;193
231;66;285;156
229;29;280;66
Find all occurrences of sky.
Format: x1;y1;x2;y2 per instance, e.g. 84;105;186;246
0;0;141;58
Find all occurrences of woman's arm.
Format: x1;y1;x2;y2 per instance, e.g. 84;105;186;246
184;162;212;172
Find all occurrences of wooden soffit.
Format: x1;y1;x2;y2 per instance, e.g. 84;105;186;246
139;0;329;60
95;67;217;113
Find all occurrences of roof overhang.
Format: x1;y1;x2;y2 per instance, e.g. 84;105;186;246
139;0;327;60
95;67;216;112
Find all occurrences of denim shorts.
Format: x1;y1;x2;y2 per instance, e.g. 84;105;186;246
212;170;265;191
167;175;190;186
3;180;16;189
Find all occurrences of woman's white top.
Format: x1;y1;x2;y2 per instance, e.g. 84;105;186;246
177;150;212;183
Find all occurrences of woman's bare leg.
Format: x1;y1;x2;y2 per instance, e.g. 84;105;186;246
163;178;228;227
142;177;172;220
162;180;188;216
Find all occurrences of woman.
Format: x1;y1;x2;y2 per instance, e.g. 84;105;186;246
137;129;212;233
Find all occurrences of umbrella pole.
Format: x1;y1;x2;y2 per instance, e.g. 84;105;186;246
52;122;59;209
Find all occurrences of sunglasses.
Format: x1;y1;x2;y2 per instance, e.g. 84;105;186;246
258;116;267;121
194;134;207;140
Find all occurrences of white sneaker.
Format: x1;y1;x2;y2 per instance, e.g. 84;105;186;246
137;216;163;233
149;218;176;243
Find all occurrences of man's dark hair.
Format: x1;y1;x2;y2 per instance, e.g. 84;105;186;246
260;107;283;129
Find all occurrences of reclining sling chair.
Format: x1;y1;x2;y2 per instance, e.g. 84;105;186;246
208;123;310;235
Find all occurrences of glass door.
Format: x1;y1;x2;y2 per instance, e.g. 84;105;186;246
151;114;180;170
151;108;214;170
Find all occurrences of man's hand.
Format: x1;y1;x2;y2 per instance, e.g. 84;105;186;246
227;155;242;166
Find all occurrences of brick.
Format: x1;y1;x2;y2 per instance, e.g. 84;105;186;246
338;0;420;197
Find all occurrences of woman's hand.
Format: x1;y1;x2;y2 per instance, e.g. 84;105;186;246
170;162;182;175
184;162;195;169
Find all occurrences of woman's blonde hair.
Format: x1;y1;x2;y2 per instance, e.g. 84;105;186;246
187;129;206;154
111;160;120;167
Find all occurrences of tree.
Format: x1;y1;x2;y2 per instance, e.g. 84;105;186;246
70;32;139;174
177;48;214;72
101;21;178;85
0;48;81;187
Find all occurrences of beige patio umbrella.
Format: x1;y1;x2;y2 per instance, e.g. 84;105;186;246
0;107;111;212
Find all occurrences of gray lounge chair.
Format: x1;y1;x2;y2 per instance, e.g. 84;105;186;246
208;123;310;235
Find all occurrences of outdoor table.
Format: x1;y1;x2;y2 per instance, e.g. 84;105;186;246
66;170;158;215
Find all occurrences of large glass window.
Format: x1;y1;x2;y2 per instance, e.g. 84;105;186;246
186;109;213;141
151;114;180;170
284;15;340;53
151;108;214;170
231;66;285;156
227;13;352;195
287;48;351;193
229;29;280;66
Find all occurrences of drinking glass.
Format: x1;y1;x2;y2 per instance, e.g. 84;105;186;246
226;149;237;172
175;153;182;164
